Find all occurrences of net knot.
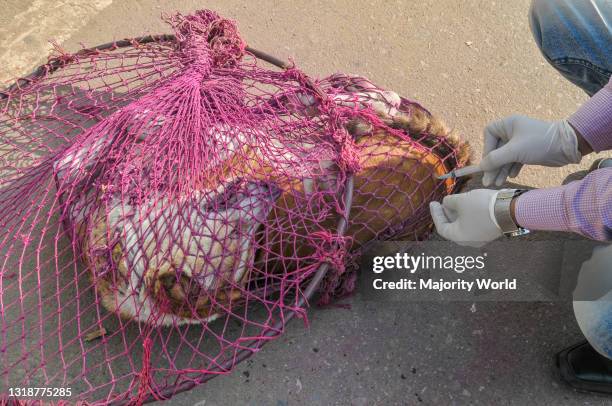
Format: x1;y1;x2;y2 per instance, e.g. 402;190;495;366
317;254;360;306
332;128;361;173
48;41;78;68
282;66;307;83
166;10;246;74
310;230;351;275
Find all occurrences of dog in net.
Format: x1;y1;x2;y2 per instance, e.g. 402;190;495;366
0;9;469;404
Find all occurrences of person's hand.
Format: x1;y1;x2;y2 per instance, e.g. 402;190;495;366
480;116;582;186
429;189;502;248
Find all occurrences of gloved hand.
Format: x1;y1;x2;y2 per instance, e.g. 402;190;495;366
429;189;502;248
480;115;582;186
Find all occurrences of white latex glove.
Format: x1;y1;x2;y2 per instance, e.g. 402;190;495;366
480;116;582;186
429;189;502;248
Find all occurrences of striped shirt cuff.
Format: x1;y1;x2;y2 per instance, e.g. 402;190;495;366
514;187;569;232
569;79;612;153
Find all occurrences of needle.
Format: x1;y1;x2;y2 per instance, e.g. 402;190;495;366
437;164;483;180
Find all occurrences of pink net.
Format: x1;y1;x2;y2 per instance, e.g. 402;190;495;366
0;9;469;405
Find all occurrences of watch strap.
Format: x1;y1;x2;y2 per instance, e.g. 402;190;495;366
493;189;530;237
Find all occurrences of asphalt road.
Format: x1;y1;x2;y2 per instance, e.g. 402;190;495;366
1;1;609;405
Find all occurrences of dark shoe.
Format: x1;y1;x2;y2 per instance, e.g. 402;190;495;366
557;340;612;394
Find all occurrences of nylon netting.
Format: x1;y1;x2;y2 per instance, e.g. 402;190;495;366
0;9;470;405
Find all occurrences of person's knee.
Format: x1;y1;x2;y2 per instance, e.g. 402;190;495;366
530;0;561;13
528;0;611;94
528;0;560;59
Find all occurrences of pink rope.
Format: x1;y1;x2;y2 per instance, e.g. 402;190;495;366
0;8;467;404
135;337;155;405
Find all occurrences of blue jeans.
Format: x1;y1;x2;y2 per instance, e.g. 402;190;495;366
530;0;612;96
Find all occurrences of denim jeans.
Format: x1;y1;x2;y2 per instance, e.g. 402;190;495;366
530;0;612;96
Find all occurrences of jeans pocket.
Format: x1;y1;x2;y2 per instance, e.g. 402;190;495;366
551;58;612;96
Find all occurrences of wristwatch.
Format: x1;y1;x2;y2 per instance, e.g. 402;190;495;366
493;189;530;237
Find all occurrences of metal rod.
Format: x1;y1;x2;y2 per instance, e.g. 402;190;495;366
0;35;308;98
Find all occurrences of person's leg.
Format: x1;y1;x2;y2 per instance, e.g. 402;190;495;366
573;245;612;359
560;245;612;394
530;0;612;96
529;5;612;391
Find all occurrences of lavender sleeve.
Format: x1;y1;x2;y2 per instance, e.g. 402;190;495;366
515;168;612;241
514;78;612;241
568;78;612;152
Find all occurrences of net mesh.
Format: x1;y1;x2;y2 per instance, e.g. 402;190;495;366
0;9;470;405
